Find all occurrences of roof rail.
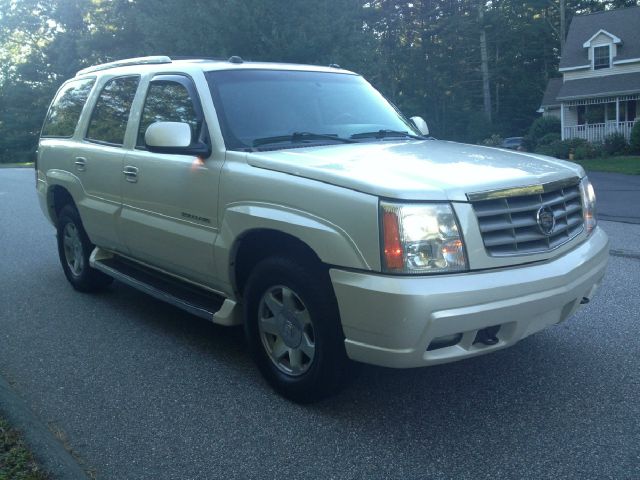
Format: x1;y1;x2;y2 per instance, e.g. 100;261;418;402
76;56;172;76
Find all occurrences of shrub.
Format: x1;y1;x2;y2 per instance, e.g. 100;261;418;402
538;133;561;146
603;132;628;156
536;137;595;160
525;116;561;151
630;122;640;154
573;143;600;160
565;137;588;149
481;134;503;147
535;140;571;159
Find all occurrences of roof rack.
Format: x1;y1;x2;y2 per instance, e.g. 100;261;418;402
170;56;227;62
76;56;172;76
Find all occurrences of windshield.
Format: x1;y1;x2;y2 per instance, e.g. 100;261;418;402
205;69;420;150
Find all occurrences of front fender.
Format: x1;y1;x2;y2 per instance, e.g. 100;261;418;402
215;202;372;285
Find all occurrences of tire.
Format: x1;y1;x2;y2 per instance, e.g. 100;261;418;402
244;256;353;403
56;204;112;292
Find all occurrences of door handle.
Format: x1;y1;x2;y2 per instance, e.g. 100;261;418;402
123;166;139;183
74;157;87;171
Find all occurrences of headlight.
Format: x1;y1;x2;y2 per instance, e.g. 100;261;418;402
380;201;468;274
579;176;597;235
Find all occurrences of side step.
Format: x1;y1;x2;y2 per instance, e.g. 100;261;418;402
89;249;241;326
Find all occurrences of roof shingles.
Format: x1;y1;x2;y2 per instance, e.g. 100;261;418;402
540;78;563;107
556;71;640;101
559;7;640;70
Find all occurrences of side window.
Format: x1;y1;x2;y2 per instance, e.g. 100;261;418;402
41;78;95;138
137;78;202;147
593;45;610;70
86;76;140;146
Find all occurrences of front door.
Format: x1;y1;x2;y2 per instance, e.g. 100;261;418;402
120;74;221;287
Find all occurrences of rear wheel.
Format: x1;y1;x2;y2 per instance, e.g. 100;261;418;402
244;256;352;403
56;205;112;292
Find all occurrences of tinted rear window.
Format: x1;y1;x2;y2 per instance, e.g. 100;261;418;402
86;76;140;145
41;78;95;138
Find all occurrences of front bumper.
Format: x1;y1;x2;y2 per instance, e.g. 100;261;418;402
330;226;609;368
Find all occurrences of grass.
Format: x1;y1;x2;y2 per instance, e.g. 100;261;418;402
572;155;640;175
0;162;34;169
0;417;51;480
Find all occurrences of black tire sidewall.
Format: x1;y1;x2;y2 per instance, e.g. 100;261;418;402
244;256;349;403
56;205;110;292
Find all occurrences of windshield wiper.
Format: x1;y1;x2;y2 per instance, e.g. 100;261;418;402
350;129;425;140
253;132;356;147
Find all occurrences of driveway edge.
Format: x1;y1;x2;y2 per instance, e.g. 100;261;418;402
0;375;90;480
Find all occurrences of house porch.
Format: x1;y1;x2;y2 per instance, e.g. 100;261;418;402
561;94;639;143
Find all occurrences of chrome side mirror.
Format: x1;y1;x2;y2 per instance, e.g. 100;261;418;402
410;116;429;136
145;121;192;148
145;121;210;157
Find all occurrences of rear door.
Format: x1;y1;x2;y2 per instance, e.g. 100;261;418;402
120;74;221;287
38;77;96;210
72;75;140;251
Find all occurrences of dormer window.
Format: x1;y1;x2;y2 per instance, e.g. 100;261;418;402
593;45;611;69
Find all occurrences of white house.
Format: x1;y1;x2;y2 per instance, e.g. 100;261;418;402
539;6;640;143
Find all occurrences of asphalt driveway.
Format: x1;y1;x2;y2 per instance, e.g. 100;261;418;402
1;168;639;480
588;171;640;224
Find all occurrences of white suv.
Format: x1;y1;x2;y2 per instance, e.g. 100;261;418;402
36;56;609;402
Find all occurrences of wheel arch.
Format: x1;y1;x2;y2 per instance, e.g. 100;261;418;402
44;169;85;227
221;204;372;299
231;228;324;299
47;185;77;227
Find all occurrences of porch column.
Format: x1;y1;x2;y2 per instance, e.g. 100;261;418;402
616;97;620;125
561;103;565;140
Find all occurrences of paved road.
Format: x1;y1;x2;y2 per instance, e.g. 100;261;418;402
589;171;640;224
1;168;639;480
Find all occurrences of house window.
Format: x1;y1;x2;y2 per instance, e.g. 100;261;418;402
606;103;616;122
616;101;637;122
579;104;605;125
577;105;586;125
628;101;637;121
593;46;610;70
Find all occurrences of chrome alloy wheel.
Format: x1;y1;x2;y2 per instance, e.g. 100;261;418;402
258;285;316;376
62;222;85;277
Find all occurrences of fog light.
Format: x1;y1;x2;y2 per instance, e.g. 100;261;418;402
427;333;463;351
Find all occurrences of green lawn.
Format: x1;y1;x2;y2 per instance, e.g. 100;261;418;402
0;162;34;169
0;417;51;480
573;156;640;175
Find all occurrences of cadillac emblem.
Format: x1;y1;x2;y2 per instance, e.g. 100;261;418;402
536;206;555;236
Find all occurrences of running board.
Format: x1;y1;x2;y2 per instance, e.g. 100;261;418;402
89;248;241;326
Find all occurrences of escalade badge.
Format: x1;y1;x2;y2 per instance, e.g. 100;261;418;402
536;206;555;236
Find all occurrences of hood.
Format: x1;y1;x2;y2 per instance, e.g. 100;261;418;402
245;140;584;201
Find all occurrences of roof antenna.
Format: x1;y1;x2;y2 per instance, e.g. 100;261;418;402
228;56;244;64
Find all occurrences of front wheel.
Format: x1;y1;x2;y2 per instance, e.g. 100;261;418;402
56;205;112;292
244;256;353;403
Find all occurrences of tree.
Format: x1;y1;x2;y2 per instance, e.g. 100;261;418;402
478;0;492;124
1;0;639;162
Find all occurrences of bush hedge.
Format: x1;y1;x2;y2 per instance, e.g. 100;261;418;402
481;134;503;147
603;133;628;156
535;138;590;160
537;132;561;146
524;116;561;151
629;122;640;154
573;143;602;160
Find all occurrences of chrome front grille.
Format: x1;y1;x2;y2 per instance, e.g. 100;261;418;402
470;180;584;256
